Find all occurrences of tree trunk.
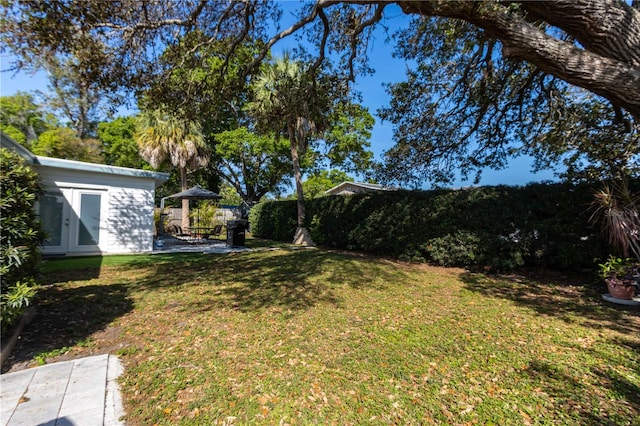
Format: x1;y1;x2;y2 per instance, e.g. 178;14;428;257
288;120;315;246
289;121;305;227
520;1;640;67
180;166;190;231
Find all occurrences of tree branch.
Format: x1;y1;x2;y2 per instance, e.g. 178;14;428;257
219;2;253;79
347;3;386;80
246;0;342;75
397;0;640;118
519;0;640;67
310;8;330;75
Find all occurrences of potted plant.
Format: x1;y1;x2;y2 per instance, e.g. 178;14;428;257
598;256;638;300
591;179;640;300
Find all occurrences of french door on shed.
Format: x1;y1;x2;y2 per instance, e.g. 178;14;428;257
40;188;105;254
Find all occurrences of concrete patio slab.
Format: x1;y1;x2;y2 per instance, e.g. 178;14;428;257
0;354;125;426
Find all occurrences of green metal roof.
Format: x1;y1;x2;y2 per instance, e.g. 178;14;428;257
35;156;170;187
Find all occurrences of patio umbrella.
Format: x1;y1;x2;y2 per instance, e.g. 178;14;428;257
161;185;222;228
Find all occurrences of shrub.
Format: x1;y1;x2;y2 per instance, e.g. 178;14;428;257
190;201;223;228
251;183;609;271
1;282;38;333
0;148;44;334
250;200;298;241
423;231;481;268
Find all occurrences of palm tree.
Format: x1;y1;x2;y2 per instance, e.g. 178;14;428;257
249;54;329;245
135;109;209;230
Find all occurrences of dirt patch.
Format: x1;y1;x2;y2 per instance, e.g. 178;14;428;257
2;319;130;373
2;277;136;374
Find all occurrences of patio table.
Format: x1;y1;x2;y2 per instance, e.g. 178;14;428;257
189;227;220;240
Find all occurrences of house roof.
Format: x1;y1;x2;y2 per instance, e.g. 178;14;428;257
1;131;170;187
35;156;170;187
325;181;392;195
0;131;37;162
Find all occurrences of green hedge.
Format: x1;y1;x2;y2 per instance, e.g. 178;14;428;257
250;183;609;271
0;148;44;333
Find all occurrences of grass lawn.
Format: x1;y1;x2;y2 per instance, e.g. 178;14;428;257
7;243;640;425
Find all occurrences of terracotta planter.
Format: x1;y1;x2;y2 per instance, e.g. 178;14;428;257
605;277;636;300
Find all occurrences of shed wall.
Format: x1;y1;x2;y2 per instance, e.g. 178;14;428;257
37;165;156;254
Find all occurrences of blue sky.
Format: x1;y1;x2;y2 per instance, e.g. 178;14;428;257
0;1;556;189
273;2;558;188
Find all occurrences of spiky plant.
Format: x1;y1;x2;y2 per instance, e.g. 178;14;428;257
590;179;640;261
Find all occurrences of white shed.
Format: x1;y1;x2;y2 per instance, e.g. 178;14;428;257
1;132;169;256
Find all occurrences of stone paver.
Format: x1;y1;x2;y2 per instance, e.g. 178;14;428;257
0;354;124;426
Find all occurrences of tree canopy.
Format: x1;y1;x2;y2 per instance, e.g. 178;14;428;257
379;15;639;184
40;54;115;139
302;169;350;199
4;1;637;114
1;93;111;163
97;116;148;169
135;109;210;229
0;93;56;146
3;0;639;185
31;127;104;163
213;127;292;204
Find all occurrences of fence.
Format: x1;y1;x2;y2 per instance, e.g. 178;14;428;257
158;205;239;229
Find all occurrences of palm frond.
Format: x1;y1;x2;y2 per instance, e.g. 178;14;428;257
590;179;640;260
135;108;209;170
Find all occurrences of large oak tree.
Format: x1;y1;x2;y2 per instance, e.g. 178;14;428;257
3;0;638;182
396;1;640;119
212;127;292;205
3;1;637;113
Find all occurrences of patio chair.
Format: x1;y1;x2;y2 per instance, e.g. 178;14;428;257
172;225;192;240
207;224;223;239
195;224;223;241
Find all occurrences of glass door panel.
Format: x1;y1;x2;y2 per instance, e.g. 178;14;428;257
77;193;101;246
39;188;104;254
69;191;103;252
39;191;70;253
41;194;64;246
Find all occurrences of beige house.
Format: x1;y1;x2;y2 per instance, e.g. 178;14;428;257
325;181;392;196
